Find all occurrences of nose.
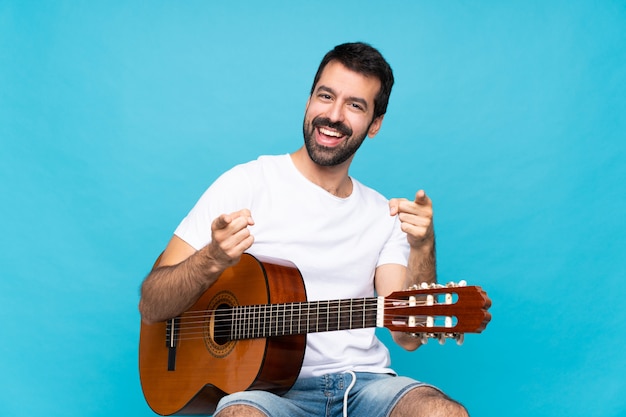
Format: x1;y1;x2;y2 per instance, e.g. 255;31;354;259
327;100;344;123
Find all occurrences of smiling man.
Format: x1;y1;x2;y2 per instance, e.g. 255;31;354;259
139;42;468;417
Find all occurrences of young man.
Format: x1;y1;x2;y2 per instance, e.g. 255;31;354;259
139;42;468;417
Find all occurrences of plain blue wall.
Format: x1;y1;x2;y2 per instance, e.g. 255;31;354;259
1;1;625;416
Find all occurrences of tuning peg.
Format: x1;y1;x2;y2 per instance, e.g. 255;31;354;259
438;333;447;345
409;333;430;345
455;333;465;346
444;280;468;288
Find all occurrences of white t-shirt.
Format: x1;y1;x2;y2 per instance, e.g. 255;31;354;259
175;154;410;377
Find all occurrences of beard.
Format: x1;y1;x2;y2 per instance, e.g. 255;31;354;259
302;116;369;167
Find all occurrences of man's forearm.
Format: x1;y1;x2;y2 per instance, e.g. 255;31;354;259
406;237;436;287
138;247;223;324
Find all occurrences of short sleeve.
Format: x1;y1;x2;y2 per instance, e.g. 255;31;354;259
376;215;410;267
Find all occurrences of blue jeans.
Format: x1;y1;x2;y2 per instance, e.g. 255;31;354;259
214;372;433;417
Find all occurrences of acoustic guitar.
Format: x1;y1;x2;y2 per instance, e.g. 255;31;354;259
139;253;491;415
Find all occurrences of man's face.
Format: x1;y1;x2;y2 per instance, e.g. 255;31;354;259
303;61;383;167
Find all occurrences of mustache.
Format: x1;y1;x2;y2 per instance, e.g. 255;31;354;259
311;117;352;137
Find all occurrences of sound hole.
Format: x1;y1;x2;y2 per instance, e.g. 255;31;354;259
203;291;237;358
213;304;232;345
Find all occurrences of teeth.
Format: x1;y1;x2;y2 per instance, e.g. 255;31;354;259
319;127;342;138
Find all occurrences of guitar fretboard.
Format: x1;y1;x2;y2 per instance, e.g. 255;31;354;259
216;298;380;341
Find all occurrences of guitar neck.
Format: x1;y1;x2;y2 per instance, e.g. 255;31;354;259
219;297;381;341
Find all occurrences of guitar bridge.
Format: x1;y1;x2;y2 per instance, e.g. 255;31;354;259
165;317;180;371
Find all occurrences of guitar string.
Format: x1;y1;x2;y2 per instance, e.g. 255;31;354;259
163;315;441;343
163;316;453;343
178;297;432;319
160;299;464;342
171;299;453;326
171;301;430;330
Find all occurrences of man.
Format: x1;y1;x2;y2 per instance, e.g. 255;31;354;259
139;42;468;417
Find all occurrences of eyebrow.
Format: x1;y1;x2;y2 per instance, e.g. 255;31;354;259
316;85;370;111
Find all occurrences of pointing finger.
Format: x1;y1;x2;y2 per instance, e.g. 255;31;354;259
414;190;431;206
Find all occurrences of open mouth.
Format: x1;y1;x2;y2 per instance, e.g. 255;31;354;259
316;126;345;147
312;118;352;146
319;126;344;138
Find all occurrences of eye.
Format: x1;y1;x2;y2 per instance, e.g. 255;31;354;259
318;93;333;101
349;102;366;112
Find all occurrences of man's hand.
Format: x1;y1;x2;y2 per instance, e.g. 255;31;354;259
386;190;437;348
139;208;254;324
389;190;434;248
206;209;255;272
391;331;423;351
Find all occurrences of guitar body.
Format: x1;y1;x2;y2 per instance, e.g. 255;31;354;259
139;254;307;416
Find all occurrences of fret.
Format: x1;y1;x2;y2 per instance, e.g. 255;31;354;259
259;304;268;337
250;305;255;338
243;305;249;339
252;305;257;338
322;301;329;332
362;298;366;328
247;306;252;338
349;299;363;330
228;297;380;340
286;302;291;335
325;301;330;331
263;305;268;337
290;303;294;335
261;304;266;337
327;300;338;332
267;303;273;337
305;302;311;334
247;305;252;338
315;301;320;333
297;302;302;334
275;303;281;337
349;299;353;330
337;300;341;331
245;305;251;339
261;305;266;338
337;299;350;331
273;303;278;336
365;299;378;328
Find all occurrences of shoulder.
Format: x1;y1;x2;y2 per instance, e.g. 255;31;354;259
215;154;287;182
228;154;290;175
208;154;294;197
352;178;390;206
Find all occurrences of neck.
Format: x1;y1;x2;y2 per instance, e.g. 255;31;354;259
291;147;353;198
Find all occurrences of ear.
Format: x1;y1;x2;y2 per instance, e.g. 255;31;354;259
367;115;385;138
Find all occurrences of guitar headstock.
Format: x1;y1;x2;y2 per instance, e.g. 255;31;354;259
384;282;492;345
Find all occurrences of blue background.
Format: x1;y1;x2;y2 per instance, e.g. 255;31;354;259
1;1;625;416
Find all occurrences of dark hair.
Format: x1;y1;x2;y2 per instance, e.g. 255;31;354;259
310;42;394;120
